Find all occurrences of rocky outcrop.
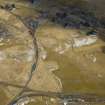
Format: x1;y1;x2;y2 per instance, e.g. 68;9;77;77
73;36;97;48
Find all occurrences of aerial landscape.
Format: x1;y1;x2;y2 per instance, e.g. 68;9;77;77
0;0;105;105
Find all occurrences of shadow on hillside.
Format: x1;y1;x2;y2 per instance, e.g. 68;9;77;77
31;0;105;30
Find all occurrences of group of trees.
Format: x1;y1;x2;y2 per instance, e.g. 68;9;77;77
56;0;87;6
